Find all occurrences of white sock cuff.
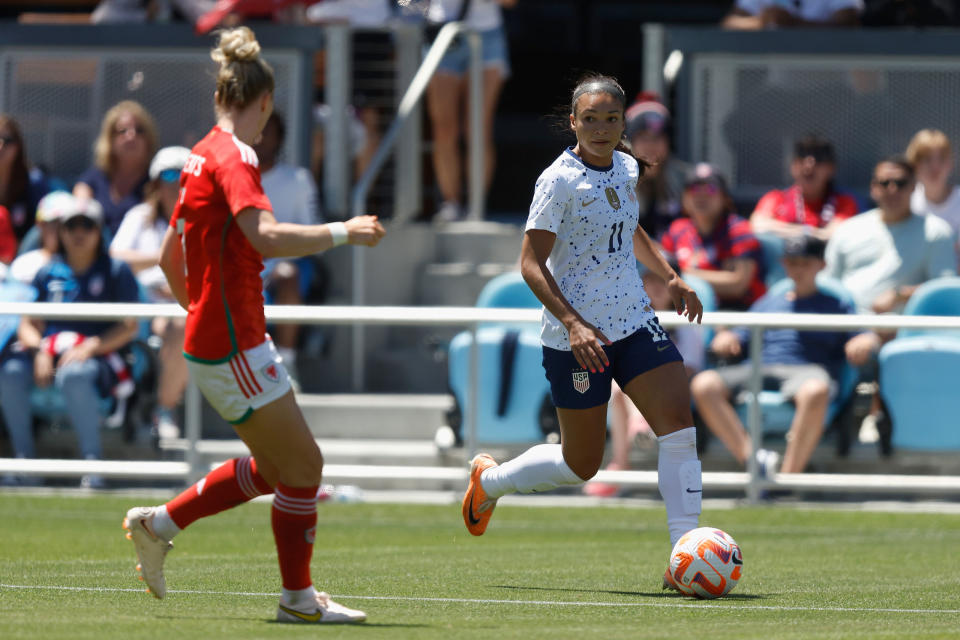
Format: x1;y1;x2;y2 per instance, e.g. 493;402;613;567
657;426;696;447
151;504;181;540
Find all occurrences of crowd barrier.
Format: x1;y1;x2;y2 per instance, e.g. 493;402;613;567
2;301;959;502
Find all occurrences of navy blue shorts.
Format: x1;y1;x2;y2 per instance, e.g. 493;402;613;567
541;324;683;410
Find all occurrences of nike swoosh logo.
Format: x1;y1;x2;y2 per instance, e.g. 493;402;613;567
581;198;598;207
139;518;158;540
657;343;671;352
278;604;324;622
467;493;482;526
686;488;702;493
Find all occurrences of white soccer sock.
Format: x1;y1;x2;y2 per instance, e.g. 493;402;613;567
480;444;582;500
281;584;317;607
150;504;181;541
657;427;702;547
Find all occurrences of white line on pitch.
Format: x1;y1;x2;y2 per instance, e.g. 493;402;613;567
1;584;958;615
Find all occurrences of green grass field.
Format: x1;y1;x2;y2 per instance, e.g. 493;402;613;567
1;493;959;639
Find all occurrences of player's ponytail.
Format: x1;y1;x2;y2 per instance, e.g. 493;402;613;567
211;26;274;112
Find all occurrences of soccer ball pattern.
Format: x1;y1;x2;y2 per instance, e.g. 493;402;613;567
667;527;743;599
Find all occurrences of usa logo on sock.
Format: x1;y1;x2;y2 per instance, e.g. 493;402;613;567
572;370;590;394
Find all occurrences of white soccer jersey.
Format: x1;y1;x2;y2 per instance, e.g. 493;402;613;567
525;148;656;351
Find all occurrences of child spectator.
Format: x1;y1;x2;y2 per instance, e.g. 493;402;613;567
8;191;72;284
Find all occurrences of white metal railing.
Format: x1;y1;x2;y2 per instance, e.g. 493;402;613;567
3;302;960;500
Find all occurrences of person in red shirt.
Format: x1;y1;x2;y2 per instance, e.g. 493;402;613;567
750;135;859;241
121;26;384;625
661;163;766;310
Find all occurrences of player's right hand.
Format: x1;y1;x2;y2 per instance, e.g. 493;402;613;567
568;320;611;374
345;215;387;247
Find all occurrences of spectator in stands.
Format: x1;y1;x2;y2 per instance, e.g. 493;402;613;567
7;191;73;284
74;100;158;237
723;0;863;29
690;235;879;476
751;135;860;241
661;163;766;310
426;0;517;222
825;155;956;314
110;146;192;440
861;0;954;26
0;114;54;248
252;112;323;386
0;196;140;487
906;128;960;264
91;0;216;24
626;94;690;240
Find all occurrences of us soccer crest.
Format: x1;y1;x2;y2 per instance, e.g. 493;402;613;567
604;186;621;210
262;362;281;383
572;370;590;394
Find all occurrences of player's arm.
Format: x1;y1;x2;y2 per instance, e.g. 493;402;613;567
158;226;189;311
520;229;610;372
633;225;703;323
234;208;385;258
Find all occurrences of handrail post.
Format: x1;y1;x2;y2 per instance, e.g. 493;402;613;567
466;30;484;221
467;321;479;459
746;326;763;502
184;379;203;485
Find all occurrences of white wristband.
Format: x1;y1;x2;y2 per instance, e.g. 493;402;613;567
327;222;348;247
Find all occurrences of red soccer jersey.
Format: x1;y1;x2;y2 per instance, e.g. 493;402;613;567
752;185;859;229
172;126;273;361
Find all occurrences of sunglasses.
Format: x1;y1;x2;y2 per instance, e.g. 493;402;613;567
685;182;721;196
63;216;98;232
158;168;181;184
0;135;18;146
872;178;911;190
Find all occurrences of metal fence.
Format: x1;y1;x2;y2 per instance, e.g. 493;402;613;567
2;301;960;502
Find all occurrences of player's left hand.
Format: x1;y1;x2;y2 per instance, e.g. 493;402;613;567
666;274;703;324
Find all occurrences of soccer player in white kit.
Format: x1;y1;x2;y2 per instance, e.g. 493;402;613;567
461;74;705;586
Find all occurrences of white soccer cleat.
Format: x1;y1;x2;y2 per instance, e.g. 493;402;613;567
122;506;173;599
276;591;367;624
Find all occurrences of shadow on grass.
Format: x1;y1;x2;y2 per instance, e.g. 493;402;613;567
268;621;431;629
492;584;766;601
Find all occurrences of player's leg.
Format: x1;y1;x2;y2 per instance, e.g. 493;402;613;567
462;344;612;535
622;360;701;548
233;390;365;623
780;373;830;473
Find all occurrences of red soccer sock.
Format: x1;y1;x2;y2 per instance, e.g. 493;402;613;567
271;483;319;591
166;456;272;530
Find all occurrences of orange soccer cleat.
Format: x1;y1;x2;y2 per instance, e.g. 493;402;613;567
461;453;499;536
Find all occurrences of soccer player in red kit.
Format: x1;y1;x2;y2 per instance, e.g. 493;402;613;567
122;26;385;624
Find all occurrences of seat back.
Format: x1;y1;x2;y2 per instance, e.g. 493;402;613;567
0;279;37;352
476;271;540;309
879;335;960;450
899;276;960;338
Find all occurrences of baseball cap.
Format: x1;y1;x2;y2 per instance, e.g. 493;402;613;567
149;146;191;181
624;99;671;141
782;234;826;260
794;135;835;163
35;190;76;223
61;197;104;226
684;163;728;192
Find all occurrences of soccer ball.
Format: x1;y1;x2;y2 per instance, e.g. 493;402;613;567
666;527;743;599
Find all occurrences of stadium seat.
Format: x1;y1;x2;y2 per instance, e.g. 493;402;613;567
898;276;960;339
879;335;960;451
755;232;786;287
0;279;36;353
446;272;552;444
733;275;859;437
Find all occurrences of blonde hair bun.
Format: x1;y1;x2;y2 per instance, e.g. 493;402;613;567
211;27;262;65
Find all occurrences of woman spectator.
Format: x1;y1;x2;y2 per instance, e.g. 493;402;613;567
661;163;766;310
907;128;960;264
8;191;73;284
110;146;191;440
0;114;53;247
0;195;139;487
74;100;157;237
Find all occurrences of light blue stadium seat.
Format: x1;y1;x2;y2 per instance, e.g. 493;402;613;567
898;276;960;339
879;335;960;451
447;272;551;443
756;232;786;287
734;275;858;436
